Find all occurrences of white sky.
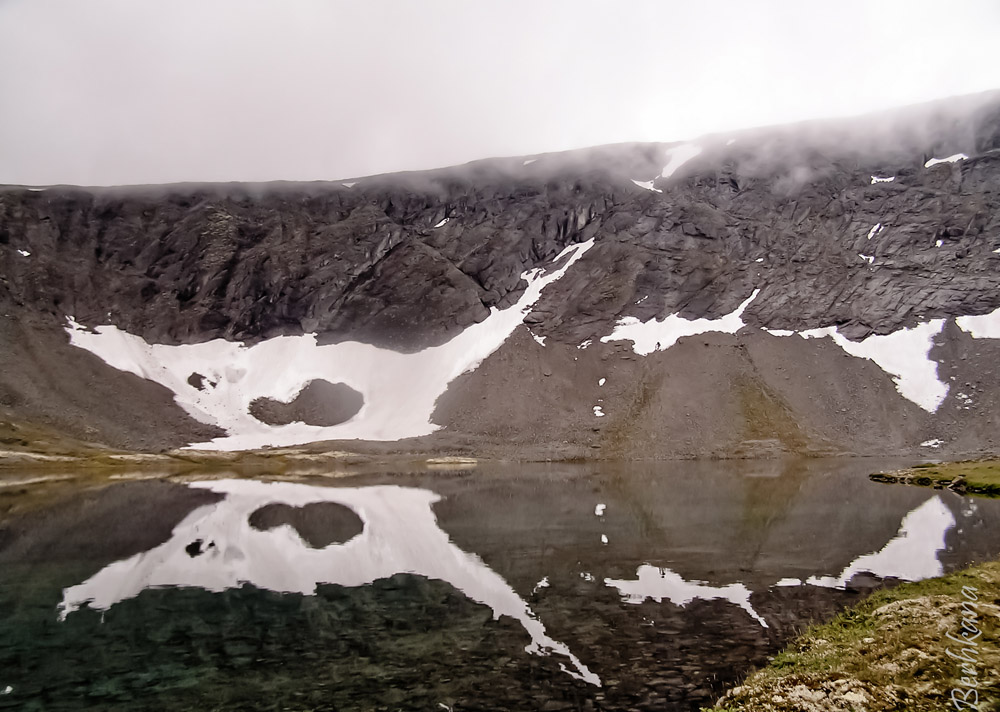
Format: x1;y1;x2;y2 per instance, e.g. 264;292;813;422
2;0;999;186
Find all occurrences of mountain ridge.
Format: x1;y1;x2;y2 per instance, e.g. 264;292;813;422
3;90;1000;459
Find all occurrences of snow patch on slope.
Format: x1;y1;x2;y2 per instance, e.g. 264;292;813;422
660;144;702;179
797;320;947;412
630;179;661;193
956;306;1000;339
66;240;595;450
600;290;759;355
924;153;968;168
763;319;948;412
528;329;547;346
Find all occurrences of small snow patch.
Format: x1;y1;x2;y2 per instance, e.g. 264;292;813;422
601;289;759;355
341;181;356;188
920;439;943;448
593;406;604;417
924;153;968;168
936;239;944;248
595;503;606;516
598;378;606;386
774;578;803;587
532;576;549;593
726;138;736;146
523;158;537;166
578;339;592;350
433;217;450;228
870;175;895;184
16;249;30;257
764;328;795;337
631;179;662;193
755;257;764;262
529;330;546;347
867;223;883;240
859;254;875;264
601;534;609;545
580;572;595;582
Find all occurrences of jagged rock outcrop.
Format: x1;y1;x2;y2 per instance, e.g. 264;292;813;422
2;91;1000;457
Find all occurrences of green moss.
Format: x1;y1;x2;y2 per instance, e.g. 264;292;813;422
703;561;1000;711
871;459;1000;498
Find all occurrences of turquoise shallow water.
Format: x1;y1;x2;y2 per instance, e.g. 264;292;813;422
2;458;999;711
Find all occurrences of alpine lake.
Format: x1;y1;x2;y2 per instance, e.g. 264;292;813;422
2;457;999;711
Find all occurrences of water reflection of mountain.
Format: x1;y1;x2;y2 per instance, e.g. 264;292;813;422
430;459;997;591
57;479;599;685
2;461;1000;711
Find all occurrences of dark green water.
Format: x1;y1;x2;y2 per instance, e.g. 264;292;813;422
2;459;999;711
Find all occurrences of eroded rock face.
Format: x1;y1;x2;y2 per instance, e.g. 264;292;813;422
248;380;363;427
3;92;999;353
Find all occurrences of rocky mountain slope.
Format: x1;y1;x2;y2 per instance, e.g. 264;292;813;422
3;91;1000;459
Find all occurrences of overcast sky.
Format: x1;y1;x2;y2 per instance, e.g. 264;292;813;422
2;0;999;186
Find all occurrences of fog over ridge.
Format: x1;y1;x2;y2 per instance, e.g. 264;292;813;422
1;0;999;186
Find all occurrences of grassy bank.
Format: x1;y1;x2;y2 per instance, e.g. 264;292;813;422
871;459;1000;497
704;561;1000;711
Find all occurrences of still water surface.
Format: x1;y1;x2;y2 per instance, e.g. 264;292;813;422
2;458;1000;711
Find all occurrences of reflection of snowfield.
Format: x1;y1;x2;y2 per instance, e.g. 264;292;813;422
66;240;595;451
606;495;954;628
605;566;768;627
804;495;953;588
59;481;956;679
59;479;600;686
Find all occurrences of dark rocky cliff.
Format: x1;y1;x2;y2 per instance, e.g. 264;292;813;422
2;91;1000;458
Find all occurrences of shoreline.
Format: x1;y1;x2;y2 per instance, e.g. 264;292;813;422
704;560;1000;712
871;460;1000;498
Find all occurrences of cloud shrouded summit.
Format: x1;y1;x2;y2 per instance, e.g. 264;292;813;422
1;0;999;186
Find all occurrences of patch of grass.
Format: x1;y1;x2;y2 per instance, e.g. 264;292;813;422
871;459;1000;497
703;561;1000;711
